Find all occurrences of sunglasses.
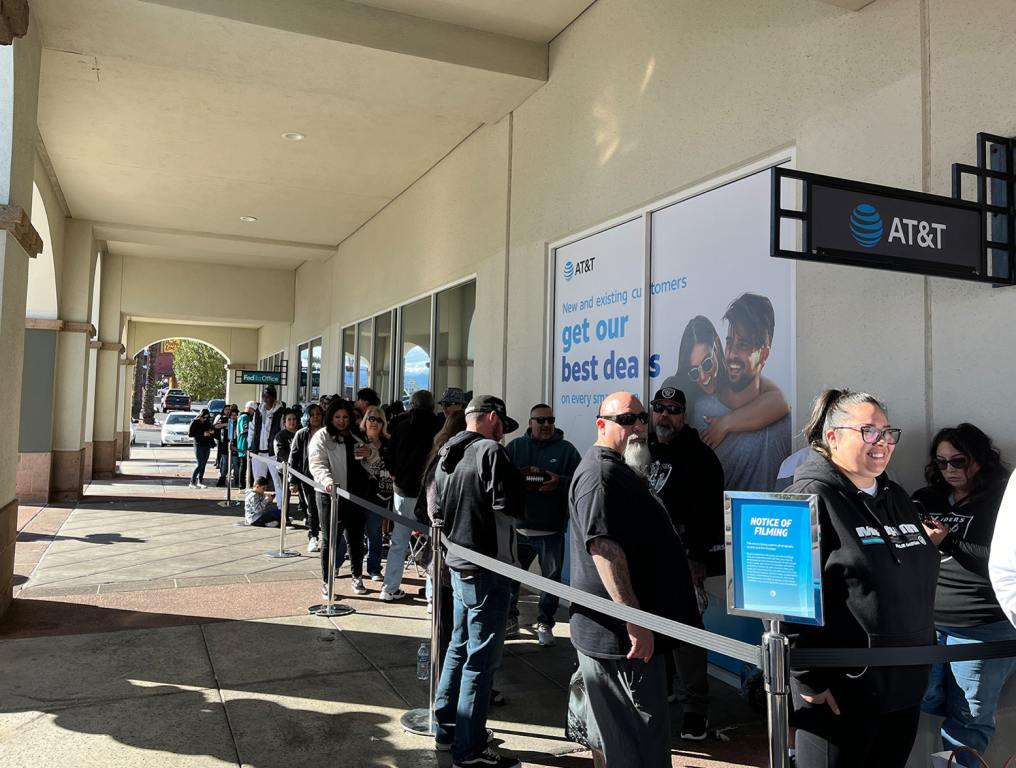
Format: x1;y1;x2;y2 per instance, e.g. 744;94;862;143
935;456;969;470
531;416;556;425
651;403;685;415
365;415;384;423
832;425;902;445
688;352;717;383
599;411;649;426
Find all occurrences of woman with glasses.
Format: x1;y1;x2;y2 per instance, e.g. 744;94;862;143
912;423;1015;766
675;315;788;450
357;405;393;581
786;388;941;768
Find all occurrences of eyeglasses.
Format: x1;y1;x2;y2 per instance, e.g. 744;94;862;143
599;411;649;427
365;415;384;424
935;456;969;470
651;403;685;415
688;352;717;383
832;425;902;445
531;416;556;425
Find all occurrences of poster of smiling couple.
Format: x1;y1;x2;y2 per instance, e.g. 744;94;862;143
552;165;795;493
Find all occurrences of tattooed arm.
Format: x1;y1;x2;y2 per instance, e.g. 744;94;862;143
589;537;654;662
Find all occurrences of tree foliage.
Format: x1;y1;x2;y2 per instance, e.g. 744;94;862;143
173;340;227;401
142;344;158;424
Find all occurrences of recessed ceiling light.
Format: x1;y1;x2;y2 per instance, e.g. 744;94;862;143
281;132;305;141
239;215;258;223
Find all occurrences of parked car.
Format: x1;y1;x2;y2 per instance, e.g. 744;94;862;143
160;412;194;446
207;398;226;416
161;389;191;412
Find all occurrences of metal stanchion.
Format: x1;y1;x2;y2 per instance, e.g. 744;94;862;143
266;462;299;558
246;450;254;491
309;488;355;617
218;423;242;508
763;620;791;768
401;523;443;736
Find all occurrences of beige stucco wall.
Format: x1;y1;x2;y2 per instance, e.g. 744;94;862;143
120;256;295;325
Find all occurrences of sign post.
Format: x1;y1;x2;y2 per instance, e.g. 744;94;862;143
725;491;822;768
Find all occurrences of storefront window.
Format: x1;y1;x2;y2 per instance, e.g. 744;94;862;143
400;297;431;406
357;319;372;392
310;339;322;401
373;311;393;404
342;325;355;399
434;281;475;400
298;344;309;404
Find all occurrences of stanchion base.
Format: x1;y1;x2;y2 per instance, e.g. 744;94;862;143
308;603;356;617
217;500;242;508
400;708;435;736
266;550;300;559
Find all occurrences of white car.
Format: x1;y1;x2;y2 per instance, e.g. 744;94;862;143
160;412;194;446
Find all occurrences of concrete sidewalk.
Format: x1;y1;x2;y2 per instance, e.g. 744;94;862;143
1;444;769;767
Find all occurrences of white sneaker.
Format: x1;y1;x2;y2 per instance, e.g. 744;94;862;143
188;482;197;488
351;577;367;595
536;623;555;646
196;483;207;489
379;588;406;602
307;537;320;553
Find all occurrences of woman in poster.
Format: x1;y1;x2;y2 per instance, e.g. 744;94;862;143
674;314;788;449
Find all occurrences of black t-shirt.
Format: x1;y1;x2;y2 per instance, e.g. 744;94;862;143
913;481;1009;627
568;446;699;659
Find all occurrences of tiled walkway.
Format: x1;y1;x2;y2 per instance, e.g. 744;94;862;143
1;443;768;767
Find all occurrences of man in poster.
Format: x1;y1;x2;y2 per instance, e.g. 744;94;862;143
691;293;791;492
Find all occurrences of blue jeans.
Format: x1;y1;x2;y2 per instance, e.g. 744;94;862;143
508;531;564;627
192;444;210;484
382;492;415;594
365;509;384;576
921;620;1016;765
434;569;511;761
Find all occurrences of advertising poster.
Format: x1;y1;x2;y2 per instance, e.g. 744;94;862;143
552;218;646;451
726;491;823;625
649;168;794;492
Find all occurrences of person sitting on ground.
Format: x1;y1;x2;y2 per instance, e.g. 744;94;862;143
244;476;281;527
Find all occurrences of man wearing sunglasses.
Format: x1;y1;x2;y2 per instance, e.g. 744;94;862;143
645;377;724;741
569;391;700;768
505;404;582;646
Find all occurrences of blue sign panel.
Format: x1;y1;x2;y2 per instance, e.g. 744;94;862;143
725;492;823;626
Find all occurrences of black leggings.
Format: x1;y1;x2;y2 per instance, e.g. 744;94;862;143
300;482;319;538
794;700;921;768
316;492;365;582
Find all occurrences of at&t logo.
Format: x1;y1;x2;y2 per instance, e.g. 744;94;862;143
564;257;595;281
849;203;883;249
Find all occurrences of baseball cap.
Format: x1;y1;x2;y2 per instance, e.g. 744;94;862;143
438;387;468;406
244;401;257;410
651;376;687;405
464;395;519;433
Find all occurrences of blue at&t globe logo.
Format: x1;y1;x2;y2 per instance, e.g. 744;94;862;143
849;203;883;249
563;260;575;281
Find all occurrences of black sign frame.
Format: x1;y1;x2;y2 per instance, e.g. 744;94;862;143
771;167;1011;285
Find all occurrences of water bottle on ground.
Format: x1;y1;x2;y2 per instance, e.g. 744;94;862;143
416;640;431;680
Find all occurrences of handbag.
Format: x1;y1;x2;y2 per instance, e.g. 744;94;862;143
565;666;591;749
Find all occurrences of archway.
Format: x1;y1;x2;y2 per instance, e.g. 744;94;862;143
132;337;230;425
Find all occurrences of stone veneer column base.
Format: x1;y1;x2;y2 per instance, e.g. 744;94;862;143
16;451;53;503
119;431;131;462
92;440;117;480
51;448;85;502
0;497;17;618
82;442;94;485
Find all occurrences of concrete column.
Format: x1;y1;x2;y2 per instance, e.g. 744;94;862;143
50;220;98;501
91;253;123;479
17;321;59;501
0;21;43;618
119;358;136;460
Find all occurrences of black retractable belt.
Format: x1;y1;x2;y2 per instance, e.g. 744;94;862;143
790;639;1016;668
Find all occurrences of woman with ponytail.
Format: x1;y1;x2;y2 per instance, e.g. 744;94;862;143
786;389;942;768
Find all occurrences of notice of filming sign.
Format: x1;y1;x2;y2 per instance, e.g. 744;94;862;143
725;491;823;626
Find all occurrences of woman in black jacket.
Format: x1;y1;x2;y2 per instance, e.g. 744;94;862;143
786;389;942;768
188;409;217;488
913;423;1015;766
289;404;324;554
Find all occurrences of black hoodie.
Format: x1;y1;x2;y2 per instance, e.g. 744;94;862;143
785;450;939;713
431;431;525;571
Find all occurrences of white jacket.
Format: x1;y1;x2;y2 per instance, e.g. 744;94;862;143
989;473;1016;628
308;428;365;491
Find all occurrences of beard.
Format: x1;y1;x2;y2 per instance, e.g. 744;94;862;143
654;423;676;443
623;437;651;477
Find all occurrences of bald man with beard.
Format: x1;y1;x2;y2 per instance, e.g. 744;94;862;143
568;392;700;768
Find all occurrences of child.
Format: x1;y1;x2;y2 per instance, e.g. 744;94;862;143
244;476;281;527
